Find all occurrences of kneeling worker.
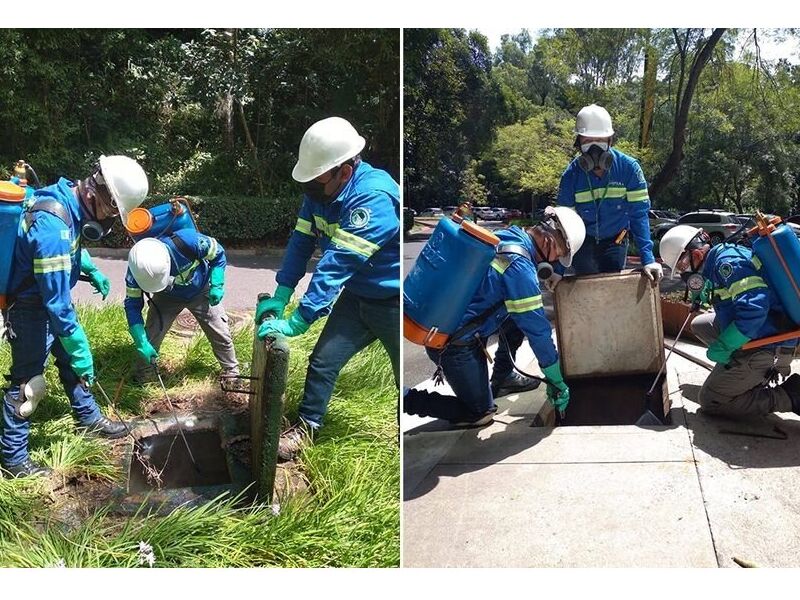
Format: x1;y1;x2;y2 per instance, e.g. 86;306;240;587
124;229;239;382
404;207;586;427
660;225;800;419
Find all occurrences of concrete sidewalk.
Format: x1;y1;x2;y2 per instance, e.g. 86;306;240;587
403;340;800;567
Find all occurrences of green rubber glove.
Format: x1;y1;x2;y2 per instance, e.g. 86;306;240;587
541;361;570;413
706;323;750;365
80;249;111;300
257;309;310;340
255;285;294;322
59;326;95;384
129;323;159;364
208;266;225;306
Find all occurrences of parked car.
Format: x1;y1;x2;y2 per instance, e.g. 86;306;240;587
648;209;677;228
442;206;457;215
419;207;443;218
653;210;741;245
503;209;523;221
735;213;800;238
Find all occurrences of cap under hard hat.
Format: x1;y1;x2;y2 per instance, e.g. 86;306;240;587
292;117;366;183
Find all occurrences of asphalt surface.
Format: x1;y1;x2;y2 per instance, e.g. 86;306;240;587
73;248;317;310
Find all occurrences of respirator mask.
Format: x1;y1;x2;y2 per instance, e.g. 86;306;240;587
577;141;613;173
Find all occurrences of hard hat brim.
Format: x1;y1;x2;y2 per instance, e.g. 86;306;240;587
291;135;366;183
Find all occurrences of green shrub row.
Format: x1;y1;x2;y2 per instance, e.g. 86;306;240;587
92;194;303;249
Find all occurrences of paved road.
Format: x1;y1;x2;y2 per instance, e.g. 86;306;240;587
73;248;317;310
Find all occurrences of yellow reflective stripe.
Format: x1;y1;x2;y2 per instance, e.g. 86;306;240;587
332;229;380;258
313;215;338;238
175;260;199;285
714;276;768;301
627;188;649;202
504;295;544;313
751;255;762;270
126;286;142;298
295;217;313;236
33;255;71;274
491;257;510;274
575;187;627;203
606;186;627;198
204;238;218;261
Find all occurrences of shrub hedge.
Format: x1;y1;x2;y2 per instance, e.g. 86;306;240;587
91;194;302;249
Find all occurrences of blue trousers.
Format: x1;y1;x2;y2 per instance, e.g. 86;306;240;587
2;304;102;466
404;338;495;423
299;290;400;429
571;235;628;275
492;319;524;384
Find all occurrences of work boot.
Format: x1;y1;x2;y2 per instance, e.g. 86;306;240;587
490;371;541;397
451;408;497;428
133;364;158;385
2;457;52;479
79;416;128;440
781;373;800;414
277;421;313;461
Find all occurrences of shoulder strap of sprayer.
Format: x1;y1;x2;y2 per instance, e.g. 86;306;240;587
445;242;533;344
169;233;199;261
9;200;74;302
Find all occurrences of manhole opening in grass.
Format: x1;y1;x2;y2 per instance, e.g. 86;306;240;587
128;429;231;492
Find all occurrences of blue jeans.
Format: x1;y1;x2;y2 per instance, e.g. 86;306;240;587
491;318;524;384
299;290;400;428
2;303;102;466
571;235;628;275
403;339;494;423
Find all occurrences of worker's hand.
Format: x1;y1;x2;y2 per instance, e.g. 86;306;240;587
80;249;111;300
643;262;663;284
706;323;750;365
257;309;310;340
543;273;562;292
129;324;159;364
59;326;95;384
541;362;569;413
208;267;225;306
547;383;570;413
255;285;294;322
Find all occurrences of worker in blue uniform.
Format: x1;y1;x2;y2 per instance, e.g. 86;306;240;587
256;117;400;460
403;207;586;427
124;230;238;383
2;155;149;478
660;225;800;418
554;104;662;283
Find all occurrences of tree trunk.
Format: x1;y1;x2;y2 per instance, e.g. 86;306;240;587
236;97;264;195
220;92;235;151
649;28;726;199
640;44;657;149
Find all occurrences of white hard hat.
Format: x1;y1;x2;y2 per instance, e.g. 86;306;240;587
574;104;614;138
292;117;366;183
98;155;149;223
546;206;586;268
659;225;702;277
128;238;173;293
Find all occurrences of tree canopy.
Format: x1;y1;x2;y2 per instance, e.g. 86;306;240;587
404;28;800;216
0;29;399;196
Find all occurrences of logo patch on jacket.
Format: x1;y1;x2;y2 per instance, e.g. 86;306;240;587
718;262;733;280
350;208;371;228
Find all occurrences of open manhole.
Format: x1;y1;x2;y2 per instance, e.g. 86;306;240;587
129;430;232;492
532;373;669;427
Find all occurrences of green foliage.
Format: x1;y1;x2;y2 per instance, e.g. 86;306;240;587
459;159;489;206
0;29;399;197
91;193;302;248
0;303;399;567
489;107;575;199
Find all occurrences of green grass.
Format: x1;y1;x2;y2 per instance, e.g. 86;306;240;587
0;302;399;567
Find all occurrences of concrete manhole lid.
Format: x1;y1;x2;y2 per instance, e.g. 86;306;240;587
171;309;251;339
